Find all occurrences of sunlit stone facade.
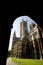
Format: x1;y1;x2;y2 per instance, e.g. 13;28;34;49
11;20;43;59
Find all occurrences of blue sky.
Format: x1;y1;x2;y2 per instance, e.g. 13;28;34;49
8;16;36;50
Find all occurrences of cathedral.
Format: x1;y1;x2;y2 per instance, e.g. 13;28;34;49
11;19;43;59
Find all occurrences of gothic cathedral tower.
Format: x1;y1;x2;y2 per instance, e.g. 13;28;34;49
20;19;28;39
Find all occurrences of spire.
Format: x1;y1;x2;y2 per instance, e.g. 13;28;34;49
14;31;16;37
13;31;16;42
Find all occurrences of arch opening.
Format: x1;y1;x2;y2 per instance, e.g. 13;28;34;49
7;15;43;59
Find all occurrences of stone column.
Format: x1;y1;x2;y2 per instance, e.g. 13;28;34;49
32;35;37;59
37;38;42;60
37;28;42;60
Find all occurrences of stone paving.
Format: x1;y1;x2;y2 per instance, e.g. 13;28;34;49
6;57;17;65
